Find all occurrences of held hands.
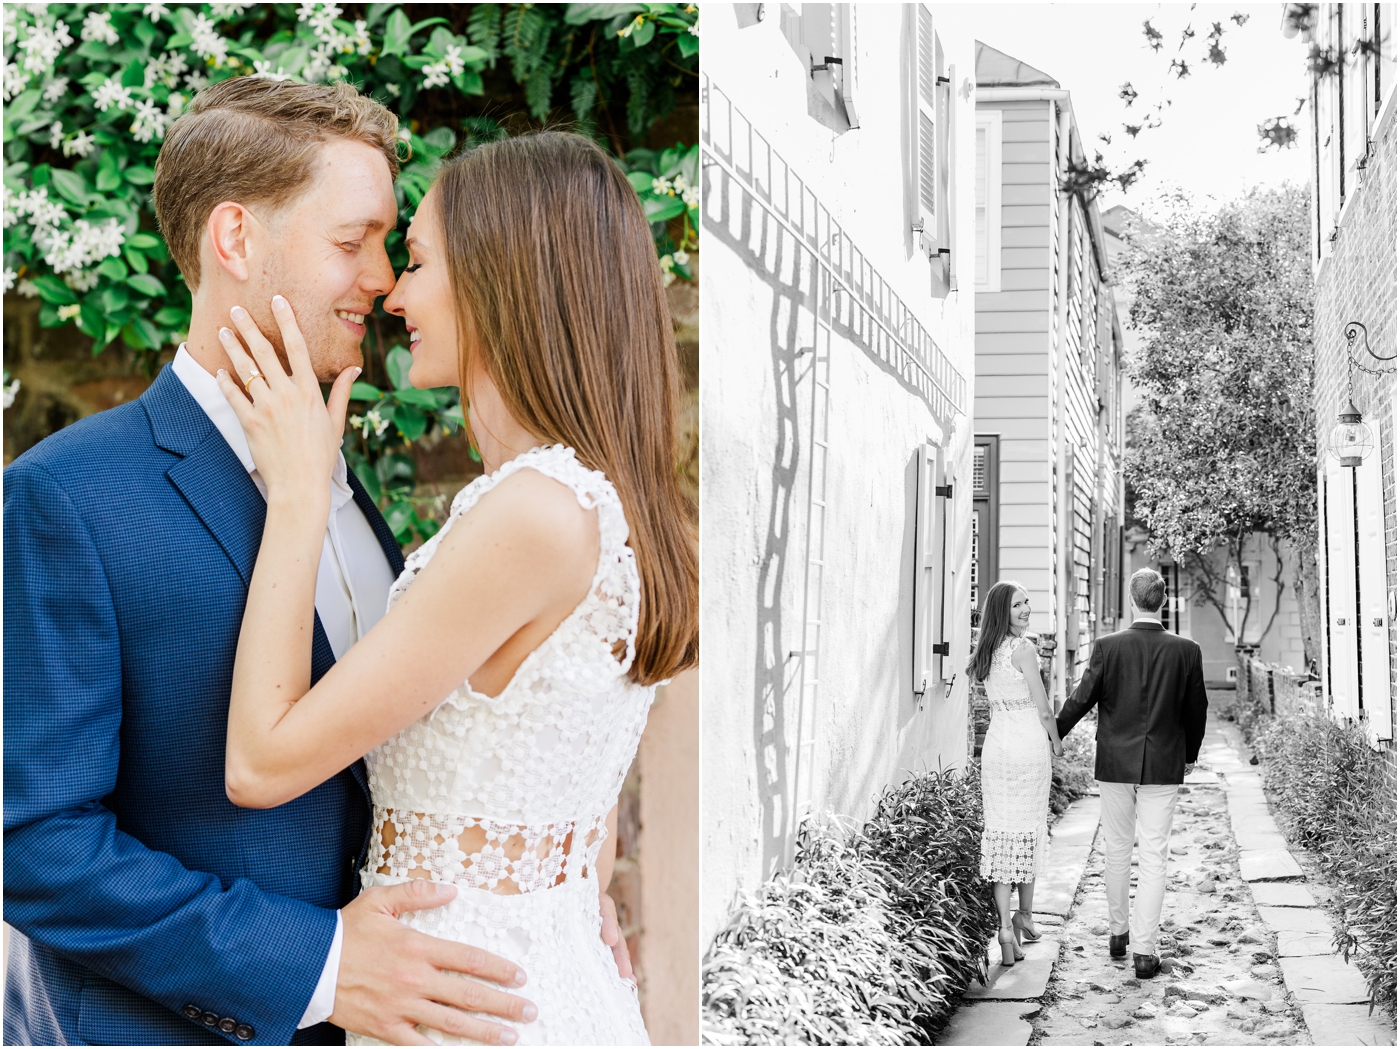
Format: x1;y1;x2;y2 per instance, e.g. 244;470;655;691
214;297;359;504
1051;739;1064;758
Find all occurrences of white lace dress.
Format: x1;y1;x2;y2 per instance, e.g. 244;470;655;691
347;445;652;1046
979;635;1051;883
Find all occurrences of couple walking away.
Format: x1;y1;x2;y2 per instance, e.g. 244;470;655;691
969;570;1209;978
5;78;697;1046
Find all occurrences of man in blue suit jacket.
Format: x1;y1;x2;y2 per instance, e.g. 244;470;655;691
4;78;546;1046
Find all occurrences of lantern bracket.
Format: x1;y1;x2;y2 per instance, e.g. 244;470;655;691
1345;321;1396;379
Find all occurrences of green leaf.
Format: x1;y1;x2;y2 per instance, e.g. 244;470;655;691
122;316;162;350
76;39;115;62
391;387;438;408
120;59;147;89
351;457;382;503
101;284;131;314
564;4;644;25
421;126;456;155
125;247;149;274
5;90;41;123
96;154;123;192
631;19;656;47
386;344;414;390
31;275;78;305
78;302;107;339
128;231;163;251
376;451;416;489
98;256;129;281
381;8;412;56
124;166;156;186
643;195;686;223
627;170;655;193
384;499;415;542
439;403;465;432
350;380;384;401
409;16;452;35
127;272;167;297
38;303;64;328
392;403;427;441
49;168;90;206
133;17;158;46
153;306;190;328
676;31;699;58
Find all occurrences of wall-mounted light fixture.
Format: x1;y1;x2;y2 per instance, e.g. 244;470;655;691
1327;322;1395;467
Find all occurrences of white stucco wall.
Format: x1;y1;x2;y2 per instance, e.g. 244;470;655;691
701;4;978;942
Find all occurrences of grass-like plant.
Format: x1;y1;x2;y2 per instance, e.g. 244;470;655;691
1255;711;1397;1017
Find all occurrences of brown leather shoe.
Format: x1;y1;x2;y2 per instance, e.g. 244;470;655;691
1134;953;1161;979
1109;932;1129;958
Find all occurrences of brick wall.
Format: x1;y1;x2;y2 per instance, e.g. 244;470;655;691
1313;98;1398;743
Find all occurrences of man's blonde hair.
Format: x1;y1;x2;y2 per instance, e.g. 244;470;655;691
153;77;400;288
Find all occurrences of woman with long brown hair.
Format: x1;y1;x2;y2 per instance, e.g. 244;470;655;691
967;581;1062;968
212;131;696;1045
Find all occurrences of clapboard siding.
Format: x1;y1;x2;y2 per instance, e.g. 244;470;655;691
976;311;1051;334
977;353;1050;376
975;373;1045;398
977;289;1050;312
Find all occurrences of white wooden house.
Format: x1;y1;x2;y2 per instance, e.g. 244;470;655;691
970;43;1126;704
701;4;976;940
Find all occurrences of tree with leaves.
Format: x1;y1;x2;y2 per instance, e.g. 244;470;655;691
1121;185;1319;667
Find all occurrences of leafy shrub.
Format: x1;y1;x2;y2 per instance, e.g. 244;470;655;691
702;768;998;1045
1050;718;1096;816
1256;712;1397;1016
3;2;698;541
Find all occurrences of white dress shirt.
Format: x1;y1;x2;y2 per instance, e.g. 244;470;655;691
173;346;397;1027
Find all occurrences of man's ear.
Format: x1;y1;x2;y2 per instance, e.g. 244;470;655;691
204;201;258;283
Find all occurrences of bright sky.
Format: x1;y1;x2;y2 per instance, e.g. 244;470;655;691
937;2;1312;213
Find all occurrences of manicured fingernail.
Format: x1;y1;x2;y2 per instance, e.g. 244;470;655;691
219;327;233;340
521;1004;537;1022
216;369;228;379
352;367;362;378
272;294;287;310
498;1029;518;1045
230;305;248;321
512;968;527;988
433;882;454;898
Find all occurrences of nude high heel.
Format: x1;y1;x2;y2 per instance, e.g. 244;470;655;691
997;926;1024;965
1012;909;1042;944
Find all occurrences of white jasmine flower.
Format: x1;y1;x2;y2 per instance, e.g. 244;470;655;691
382;81;400;97
671;173;689;193
57;303;81;321
64;268;100;291
184;71;210;92
673;250;690;266
189;14;230;65
48;120;63;150
351;19;372;55
63;130;96;157
3;7;21;48
421;61;450;89
42;75;68;101
4;62;29;101
166;92;187;117
208;3;251;20
35;216;126;274
81;11;119;46
1;267;15;292
144;52;188;89
688;22;699;36
443;45;466;76
682;185;699;208
3;377;20;409
352;409;389;438
651;177;672;196
18;21;73;75
130;97;170;142
17;279;39;298
142;3;171;23
92;77;134;112
251;59;293;81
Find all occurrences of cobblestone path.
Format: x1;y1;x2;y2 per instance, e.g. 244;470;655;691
1033;774;1308;1045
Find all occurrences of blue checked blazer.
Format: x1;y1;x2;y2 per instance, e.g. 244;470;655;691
4;364;405;1046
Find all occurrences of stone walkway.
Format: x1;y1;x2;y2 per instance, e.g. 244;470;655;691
936;710;1395;1047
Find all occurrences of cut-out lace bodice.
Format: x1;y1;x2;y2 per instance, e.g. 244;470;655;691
352;444;652;1046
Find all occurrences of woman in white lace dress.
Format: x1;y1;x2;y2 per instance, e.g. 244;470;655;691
212;132;697;1045
967;581;1063;967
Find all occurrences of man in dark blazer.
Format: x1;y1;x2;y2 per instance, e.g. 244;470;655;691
1056;567;1209;980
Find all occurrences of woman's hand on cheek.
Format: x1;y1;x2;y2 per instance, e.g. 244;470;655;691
214;295;361;503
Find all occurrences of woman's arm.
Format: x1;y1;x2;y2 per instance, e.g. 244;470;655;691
1011;639;1062;757
216;301;596;809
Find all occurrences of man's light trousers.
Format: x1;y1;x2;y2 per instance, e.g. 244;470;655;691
1098;781;1180;959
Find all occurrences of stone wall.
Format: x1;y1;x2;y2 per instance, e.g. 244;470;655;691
1313;95;1398;743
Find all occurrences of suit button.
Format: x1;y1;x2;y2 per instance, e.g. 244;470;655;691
202;1011;219;1026
219;1017;237;1034
235;1023;255;1040
183;1004;202;1020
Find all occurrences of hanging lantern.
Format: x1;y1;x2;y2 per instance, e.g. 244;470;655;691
1328;398;1374;467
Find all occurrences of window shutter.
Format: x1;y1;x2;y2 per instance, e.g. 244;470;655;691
1356;431;1392;741
974;110;1002;291
1324;456;1360;720
914;3;938;255
835;3;858;128
913;443;948;696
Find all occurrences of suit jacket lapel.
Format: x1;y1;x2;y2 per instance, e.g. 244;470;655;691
148;366;352;744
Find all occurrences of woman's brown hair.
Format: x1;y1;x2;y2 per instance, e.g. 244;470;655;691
967;580;1028;683
433;131;698;685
